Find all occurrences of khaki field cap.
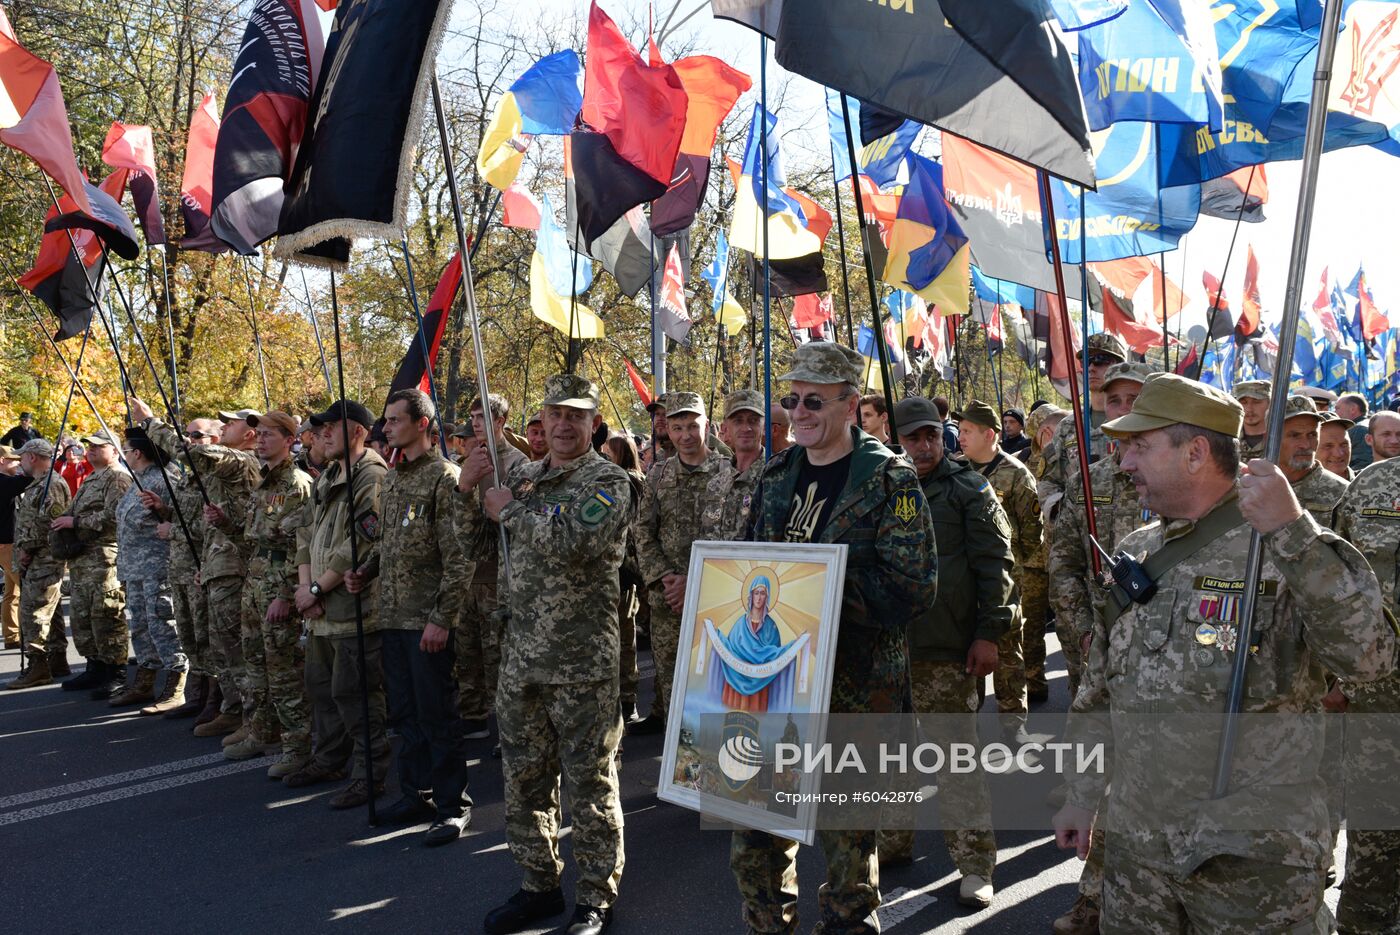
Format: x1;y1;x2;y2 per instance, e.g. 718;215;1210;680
723;389;765;418
955;400;999;431
1319;410;1355;429
541;374;599;410
665;392;705;419
1026;404;1067;440
1283;395;1325;423
246;410;298;436
1232;379;1271;401
0;444;18;461
1101;361;1157;389
1102;373;1244;439
18;438;54;458
778;341;864;386
894;396;943;435
217;407;262;423
81;428;119;448
1081;332;1128;361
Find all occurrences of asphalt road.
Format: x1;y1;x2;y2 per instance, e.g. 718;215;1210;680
0;627;1347;934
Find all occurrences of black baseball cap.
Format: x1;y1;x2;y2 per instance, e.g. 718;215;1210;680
310;399;374;429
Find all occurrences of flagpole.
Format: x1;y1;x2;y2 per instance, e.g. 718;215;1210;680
759;37;774;455
430;72;510;578
1040;171;1102;576
1159;252;1170;369
1195;164;1259;380
829;143;856;347
299;268;335;397
398;238;448;456
1215;0;1344;798
154;247;181;418
39;322;90;509
241;257;273;410
649;228;665;398
568;214;582;375
1078;190;1092;450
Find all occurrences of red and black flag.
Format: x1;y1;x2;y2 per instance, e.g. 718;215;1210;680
101;122;165;245
387;253;461;400
278;0;455;268
565;137;665;299
44;175;141;261
210;0;333;255
570;2;687;246
178;92;223;250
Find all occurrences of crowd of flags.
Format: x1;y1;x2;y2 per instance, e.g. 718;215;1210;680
1;0;1400;412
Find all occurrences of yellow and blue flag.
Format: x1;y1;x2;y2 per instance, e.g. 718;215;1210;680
729;104;822;261
827;90;921;189
530;193;603;339
881;155;970;316
478;50;584;190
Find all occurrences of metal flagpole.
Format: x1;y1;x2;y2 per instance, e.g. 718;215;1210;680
155;247;181;418
327;270;377;828
759;35;773;455
241;258;273;410
1195;164;1259;380
1213;0;1344;799
1079;190;1092;452
39;322;90;510
299;268;335;397
830;142;857;346
398;238;449;455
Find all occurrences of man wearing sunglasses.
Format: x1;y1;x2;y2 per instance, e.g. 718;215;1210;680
730;342;937;935
1036;332;1127;520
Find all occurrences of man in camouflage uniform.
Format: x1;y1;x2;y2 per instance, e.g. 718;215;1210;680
224;411;313;773
52;429;132;698
1054;373;1394;933
5;440;70;689
1277;395;1349;525
631;391;732;736
1037;332;1127;518
292;400;392;805
478;375;638;935
878;395;1012;910
454;393;527;738
732;344;938;934
348;389;472;840
1045;362;1154;935
1233;379;1270;462
958;399;1043;736
1319;411;1356;480
1024;404;1067;493
1332;453;1400;934
141;401;263;738
700;389;767;542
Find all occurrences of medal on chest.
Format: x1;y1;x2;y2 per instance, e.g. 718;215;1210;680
403;503;417;527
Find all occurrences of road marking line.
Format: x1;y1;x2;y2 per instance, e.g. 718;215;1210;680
0;759;268;825
0;699;81;718
0;752;228;809
328;899;395;920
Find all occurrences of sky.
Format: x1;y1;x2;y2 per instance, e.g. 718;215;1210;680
451;0;1400;337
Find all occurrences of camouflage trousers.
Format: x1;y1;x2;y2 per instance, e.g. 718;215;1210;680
1020;568;1049;697
454;579;501;722
0;543;19;645
305;632;390;783
989;600;1027;726
1056;614;1087;701
170;576;208;676
1080;829;1106;901
205;576;245;716
1338;674;1400;934
733;625;911;934
18;567;65;658
1102;846;1330;934
69;560;127;665
124;578;186;672
619;582;639;708
497;675;624;908
879;661;998;879
241;566;307;755
647;588;680;721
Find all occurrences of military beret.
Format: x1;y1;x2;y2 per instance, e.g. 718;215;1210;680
778;341;864;386
723;389;766;418
1103;373;1243;439
1232;380;1271;401
541;373;599;410
954;399;999;431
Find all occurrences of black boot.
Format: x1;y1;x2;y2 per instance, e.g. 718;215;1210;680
89;661;126;700
483;888;565;935
62;659;100;691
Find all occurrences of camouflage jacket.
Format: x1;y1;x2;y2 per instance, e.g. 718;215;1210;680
700;455;764;542
15;472;69;578
460;438;527;582
749;428;937;657
146;419;261;581
973;450;1043;571
496;448;637;684
1047;454;1153;642
1291;463;1348;528
1332;458;1400;705
115;464;175;581
243;459;312;602
65;464;131;571
1241;432;1267;462
1066;491;1394;876
909;454;1013;661
166;464;205;576
636;447;732;588
371;448;469;633
298;450;386;635
1036;409;1106;519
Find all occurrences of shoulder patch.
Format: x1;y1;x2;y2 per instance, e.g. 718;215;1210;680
579;488;616;527
891;486;924;526
357;511;380;540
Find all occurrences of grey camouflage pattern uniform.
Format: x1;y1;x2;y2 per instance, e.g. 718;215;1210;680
1065;492;1394;934
14;476;70;658
166;465;207;675
116;464;184;672
66;465;132;664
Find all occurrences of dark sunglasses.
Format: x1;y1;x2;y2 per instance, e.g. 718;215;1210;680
1081;353;1119;366
779;391;852;412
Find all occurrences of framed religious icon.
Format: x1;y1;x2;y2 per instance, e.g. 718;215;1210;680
657;540;847;845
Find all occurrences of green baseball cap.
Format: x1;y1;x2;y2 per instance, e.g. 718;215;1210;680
81;428;120;448
777;341;863;386
1283;395;1324;423
1102;373;1244;439
1232;380;1271;401
954;399;999;431
540;374;599;410
723;389;765;418
894;396;943;435
665;392;705;419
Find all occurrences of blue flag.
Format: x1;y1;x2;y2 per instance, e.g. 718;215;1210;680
702;231;730;314
741;103;806;224
827;90;922;188
511;50;584;135
972;266;1037;308
1049;0;1127;31
538;194;591;296
1076;0;1224;130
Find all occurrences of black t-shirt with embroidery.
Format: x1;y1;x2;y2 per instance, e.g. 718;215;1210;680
783;453;851;542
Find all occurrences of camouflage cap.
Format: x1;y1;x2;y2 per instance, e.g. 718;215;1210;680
246;410;298;436
1283;395;1324;423
0;444;18;461
645;392;670;414
665;392;705;419
541;373;599;410
1103;373;1243;439
1232;379;1271;401
80;428;119;448
450;420;474;439
216;407;262;423
1102;361;1157;389
1026;404;1068;440
777;341;863;386
893;396;943;434
1080;332;1128;361
723;389;766;418
1319;410;1356;429
17;438;54;458
954;399;999;431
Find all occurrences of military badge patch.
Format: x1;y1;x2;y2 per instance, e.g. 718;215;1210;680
891;488;922;526
357;511;380;539
579;488;616;527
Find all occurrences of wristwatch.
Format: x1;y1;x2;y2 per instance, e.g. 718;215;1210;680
309;582;323;598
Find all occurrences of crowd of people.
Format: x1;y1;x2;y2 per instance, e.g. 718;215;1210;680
2;330;1399;935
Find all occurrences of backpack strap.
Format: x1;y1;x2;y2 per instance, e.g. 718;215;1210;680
1104;496;1243;623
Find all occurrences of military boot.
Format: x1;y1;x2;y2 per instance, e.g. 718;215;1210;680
193;710;241;737
89;662;127;700
140;671;187;716
47;651;71;677
224;732;279;761
61;659;101;691
109;667;158;707
4;654;51;690
1051;895;1100;935
165;673;208;719
192;680;224;727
